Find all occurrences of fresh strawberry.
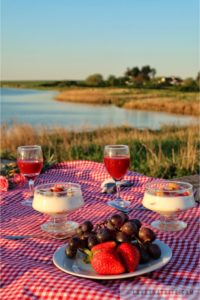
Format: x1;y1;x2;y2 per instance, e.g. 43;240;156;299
91;241;116;253
182;191;190;196
50;185;65;192
117;243;140;272
91;250;125;275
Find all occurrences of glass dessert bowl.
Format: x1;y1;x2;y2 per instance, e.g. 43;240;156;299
33;182;84;236
142;181;196;232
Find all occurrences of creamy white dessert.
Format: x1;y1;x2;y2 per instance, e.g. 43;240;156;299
143;193;195;215
33;183;84;215
142;181;195;216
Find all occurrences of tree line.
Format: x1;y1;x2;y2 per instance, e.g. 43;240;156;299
40;66;199;92
84;66;199;91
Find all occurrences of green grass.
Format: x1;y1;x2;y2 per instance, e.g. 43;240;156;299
1;123;199;179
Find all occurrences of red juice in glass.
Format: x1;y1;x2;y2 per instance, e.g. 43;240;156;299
17;160;43;180
104;156;130;180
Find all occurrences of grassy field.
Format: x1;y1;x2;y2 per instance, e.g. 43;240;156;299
1;123;199;179
56;88;199;116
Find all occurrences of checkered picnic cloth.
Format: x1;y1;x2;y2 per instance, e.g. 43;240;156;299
1;161;199;300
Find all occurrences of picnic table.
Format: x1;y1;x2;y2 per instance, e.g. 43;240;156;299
1;160;199;300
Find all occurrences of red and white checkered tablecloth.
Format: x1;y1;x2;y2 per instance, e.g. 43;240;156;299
1;161;199;300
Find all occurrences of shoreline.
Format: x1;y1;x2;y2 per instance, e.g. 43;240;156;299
55;87;199;116
1;85;199;116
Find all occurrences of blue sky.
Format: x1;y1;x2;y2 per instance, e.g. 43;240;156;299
1;0;199;80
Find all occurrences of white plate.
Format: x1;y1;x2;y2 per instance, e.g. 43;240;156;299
53;240;172;280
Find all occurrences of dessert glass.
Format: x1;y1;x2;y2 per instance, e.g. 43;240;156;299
33;182;84;236
142;181;196;232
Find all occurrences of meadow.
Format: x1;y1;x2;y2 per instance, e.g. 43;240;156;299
56;88;199;116
1;123;199;179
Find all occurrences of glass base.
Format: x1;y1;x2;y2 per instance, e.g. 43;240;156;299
151;219;187;232
21;198;33;207
41;220;79;236
107;199;131;213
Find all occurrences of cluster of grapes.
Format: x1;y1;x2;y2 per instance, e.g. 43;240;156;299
66;212;161;263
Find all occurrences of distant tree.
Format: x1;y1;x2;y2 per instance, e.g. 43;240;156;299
107;75;119;86
124;65;156;86
62;80;78;87
85;74;104;86
151;68;156;78
141;65;156;81
180;77;198;91
117;76;127;86
125;67;140;78
196;72;200;88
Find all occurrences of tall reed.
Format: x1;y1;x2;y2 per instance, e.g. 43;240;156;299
1;123;199;178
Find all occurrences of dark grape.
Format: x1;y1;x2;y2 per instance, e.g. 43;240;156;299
69;236;80;249
65;245;77;258
88;234;99;249
120;221;138;236
82;232;91;239
115;231;131;243
147;243;161;259
79;235;88;248
118;212;129;223
105;221;117;239
139;246;151;264
105;220;116;231
110;214;124;229
81;221;93;232
76;226;83;236
65;214;153;261
138;227;156;243
129;219;142;231
97;228;113;243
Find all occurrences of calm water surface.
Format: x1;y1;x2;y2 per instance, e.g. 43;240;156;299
0;88;196;130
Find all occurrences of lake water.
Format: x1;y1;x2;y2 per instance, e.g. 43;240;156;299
0;88;196;130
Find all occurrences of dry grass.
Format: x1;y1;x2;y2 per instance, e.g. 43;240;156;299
56;88;132;104
0;123;199;178
124;98;200;115
56;88;200;115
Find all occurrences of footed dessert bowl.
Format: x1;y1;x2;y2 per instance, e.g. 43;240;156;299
33;182;84;236
142;181;196;232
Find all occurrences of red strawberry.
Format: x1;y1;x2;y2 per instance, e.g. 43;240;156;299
182;191;190;196
50;185;65;192
91;250;125;275
91;241;116;253
117;243;140;272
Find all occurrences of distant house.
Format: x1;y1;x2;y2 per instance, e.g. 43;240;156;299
125;80;134;86
160;76;183;86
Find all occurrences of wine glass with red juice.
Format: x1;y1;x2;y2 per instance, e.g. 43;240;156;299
104;145;130;210
17;145;43;206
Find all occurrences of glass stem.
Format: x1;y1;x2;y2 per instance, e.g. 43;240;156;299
28;179;34;197
52;215;66;224
116;181;121;200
